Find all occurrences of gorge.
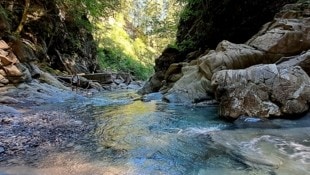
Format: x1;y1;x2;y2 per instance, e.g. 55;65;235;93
0;0;310;174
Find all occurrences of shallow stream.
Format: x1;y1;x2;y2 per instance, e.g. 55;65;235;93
2;90;310;174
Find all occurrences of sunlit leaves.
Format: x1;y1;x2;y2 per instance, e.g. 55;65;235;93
93;0;184;79
57;0;120;18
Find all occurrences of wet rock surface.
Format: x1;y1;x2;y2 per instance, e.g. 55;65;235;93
212;64;310;119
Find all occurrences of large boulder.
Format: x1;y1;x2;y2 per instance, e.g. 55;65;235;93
199;2;310;78
276;50;310;75
163;40;283;103
138;47;183;94
0;40;33;84
177;0;298;52
163;65;212;103
158;2;310;105
141;0;297;95
6;38;41;80
0;38;65;88
246;3;310;55
199;41;283;79
212;64;310;119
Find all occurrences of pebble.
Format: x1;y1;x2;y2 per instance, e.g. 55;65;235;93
74;120;83;125
8;159;21;164
66;143;75;148
96;147;104;153
74;145;83;150
0;96;19;104
0;105;20;115
0;146;4;153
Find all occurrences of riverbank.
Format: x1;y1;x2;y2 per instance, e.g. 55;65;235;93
0;82;99;168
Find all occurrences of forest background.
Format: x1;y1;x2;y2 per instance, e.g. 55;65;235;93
71;0;185;79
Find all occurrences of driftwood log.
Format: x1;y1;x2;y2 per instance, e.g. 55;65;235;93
56;75;91;89
56;72;134;90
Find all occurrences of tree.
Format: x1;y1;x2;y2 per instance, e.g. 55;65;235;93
94;0;185;79
15;0;30;35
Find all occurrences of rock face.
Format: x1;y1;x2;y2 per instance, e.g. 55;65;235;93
212;64;310;119
277;50;310;74
140;0;298;95
0;0;98;74
177;0;298;52
0;39;34;85
163;65;212;103
246;3;310;55
0;0;106;90
144;2;310;119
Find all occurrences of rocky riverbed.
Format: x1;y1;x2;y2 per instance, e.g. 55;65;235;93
0;82;310;175
0;81;99;168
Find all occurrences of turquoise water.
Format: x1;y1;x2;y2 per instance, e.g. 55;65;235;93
77;90;310;175
1;90;309;175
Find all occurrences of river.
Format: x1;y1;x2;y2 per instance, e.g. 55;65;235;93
1;90;310;174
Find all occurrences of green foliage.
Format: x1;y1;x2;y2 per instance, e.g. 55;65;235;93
1;0;184;80
94;0;184;80
177;39;196;52
0;5;8;19
175;0;208;53
166;43;180;51
97;47;153;80
0;4;12;29
55;0;121;32
57;0;120;18
95;14;155;80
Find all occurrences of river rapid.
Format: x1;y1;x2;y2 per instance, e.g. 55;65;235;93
1;90;310;175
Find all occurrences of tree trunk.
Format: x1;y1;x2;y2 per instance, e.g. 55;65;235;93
15;0;30;35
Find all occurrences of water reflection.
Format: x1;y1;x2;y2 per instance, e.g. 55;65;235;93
91;99;229;174
3;90;308;175
87;91;310;175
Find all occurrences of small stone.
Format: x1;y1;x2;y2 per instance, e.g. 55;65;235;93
0;74;9;84
0;40;9;49
66;143;74;148
8;159;20;164
0;105;20;115
74;120;83;125
96;147;104;153
0;146;5;153
0;96;19;104
74;145;83;150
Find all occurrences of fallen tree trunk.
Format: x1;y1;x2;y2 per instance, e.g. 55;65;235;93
56;75;91;89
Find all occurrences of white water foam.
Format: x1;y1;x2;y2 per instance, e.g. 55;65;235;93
177;125;226;135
